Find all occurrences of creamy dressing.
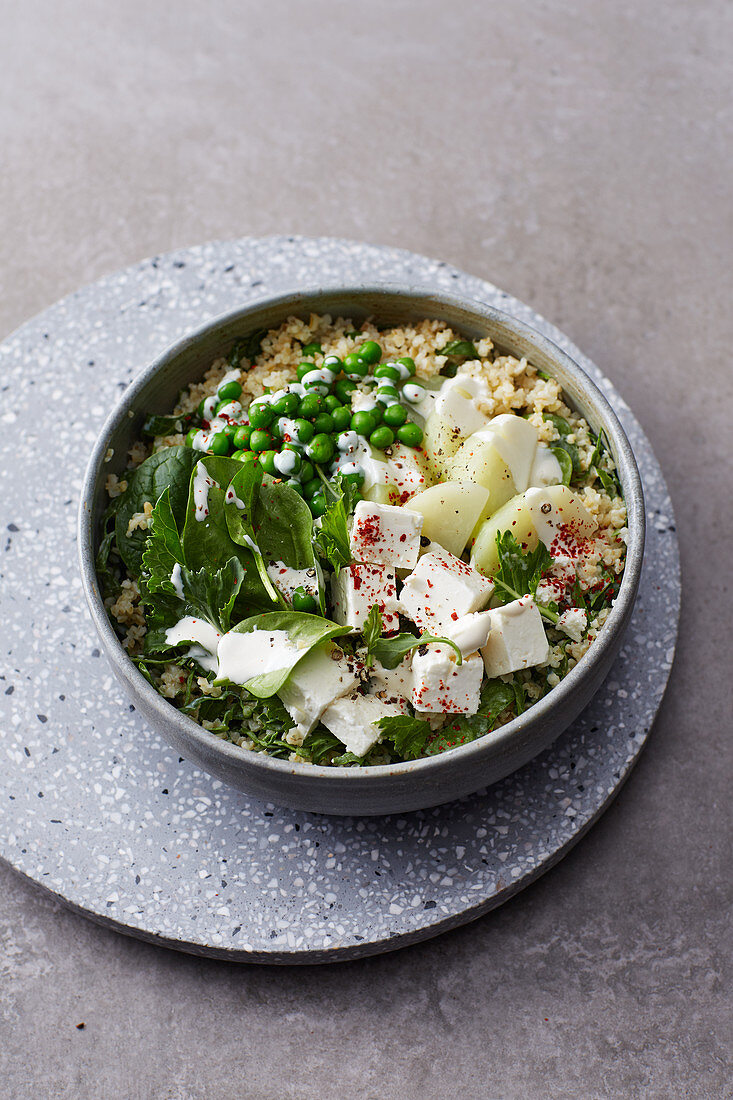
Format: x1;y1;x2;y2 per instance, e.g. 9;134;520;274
165;616;222;675
170;562;184;598
224;485;247;510
217;629;303;685
266;561;319;599
274;450;299;476
193;461;218;521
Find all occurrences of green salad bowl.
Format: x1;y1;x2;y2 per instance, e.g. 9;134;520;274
78;286;644;815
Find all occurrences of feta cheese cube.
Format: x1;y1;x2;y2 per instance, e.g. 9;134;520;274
480;597;549;677
399;548;494;633
350;500;423;569
321;693;404;757
368;657;413;708
411;645;483;714
277;643;359;736
556;608;588;642
444;610;493;656
330;562;399;632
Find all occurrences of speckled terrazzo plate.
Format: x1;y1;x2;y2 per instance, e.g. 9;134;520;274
0;237;680;963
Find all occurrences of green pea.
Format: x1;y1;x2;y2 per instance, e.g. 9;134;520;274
383;403;408;427
249;404;274;430
306;433;335;465
370;425;395;449
335;378;357;403
292;418;314;443
324;394;342;412
185;428;199;448
298;394;324;420
330;405;352;432
357;340;382;365
312;412;334;435
376;386;399;404
217;379;243;401
259;450;278;475
210;431;231;456
303;477;322;499
343;352;368;379
323;354;343;373
374;364;400;382
286;479;305;497
249;429;273;453
301;342;322;357
297;360;316;381
233;424;252;449
239;450;257;466
230;449;247;461
299;460;315;483
309;494;328;518
291;587;318;612
397;422;424;447
351;411;377;437
369;404;384;424
197;398;208;419
396;356;416;376
271;392;299;416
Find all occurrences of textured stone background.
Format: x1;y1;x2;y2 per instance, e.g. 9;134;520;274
1;2;731;1098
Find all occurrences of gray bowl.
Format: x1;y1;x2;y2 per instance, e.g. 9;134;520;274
78;286;644;815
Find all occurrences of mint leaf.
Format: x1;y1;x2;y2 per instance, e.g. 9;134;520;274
378;714;432;760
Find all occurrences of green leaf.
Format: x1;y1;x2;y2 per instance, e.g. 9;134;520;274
179;557;245;633
377;714;432;760
253;475;317;570
229;328;267;367
493;530;555;613
114;446;198;574
141;414;191;438
312;479;354;576
362;606;383;667
438;339;479;361
551;445;573;486
543;413;572;437
302;726;343;764
372;632;463;669
141;488;185;593
424;678;515;755
219;612;349;697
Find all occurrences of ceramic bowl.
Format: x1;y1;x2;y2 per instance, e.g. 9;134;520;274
79;286;644;815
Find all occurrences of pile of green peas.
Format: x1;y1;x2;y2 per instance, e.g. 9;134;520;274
184;339;427;517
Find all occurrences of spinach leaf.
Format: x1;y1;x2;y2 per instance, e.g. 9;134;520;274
377;714;432;760
223;464;285;606
543;413;572;437
141;414;192;438
438;339;479;362
230;328;267;367
372;632;463;669
115;446;198;574
255;475;317;569
424;678;515;755
141;488;185;593
492;531;558;623
219;612;350;697
551;445;574;486
180;455;258;574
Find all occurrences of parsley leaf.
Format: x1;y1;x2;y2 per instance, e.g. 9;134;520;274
424;678;516;755
362;606;383;667
492;531;558;624
312;476;356;576
377;714;432;760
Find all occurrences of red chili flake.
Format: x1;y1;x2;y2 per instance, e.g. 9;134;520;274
357;515;382;546
450;612;458;621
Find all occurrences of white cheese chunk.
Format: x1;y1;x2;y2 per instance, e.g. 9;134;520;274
411;645;483;714
331;562;399;632
266;561;319;602
399;547;494;633
277;644;359;736
321;693;403;757
368;657;413;708
480;597;549;677
444;610;493;656
350;500;423;569
556;608;588;643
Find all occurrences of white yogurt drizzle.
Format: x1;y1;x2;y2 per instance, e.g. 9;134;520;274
192;461;218;521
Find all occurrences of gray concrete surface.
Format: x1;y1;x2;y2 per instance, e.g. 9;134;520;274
1;1;731;1097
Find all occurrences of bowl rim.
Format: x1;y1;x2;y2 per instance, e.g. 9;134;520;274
78;283;645;785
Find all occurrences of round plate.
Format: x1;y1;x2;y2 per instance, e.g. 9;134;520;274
0;237;680;963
